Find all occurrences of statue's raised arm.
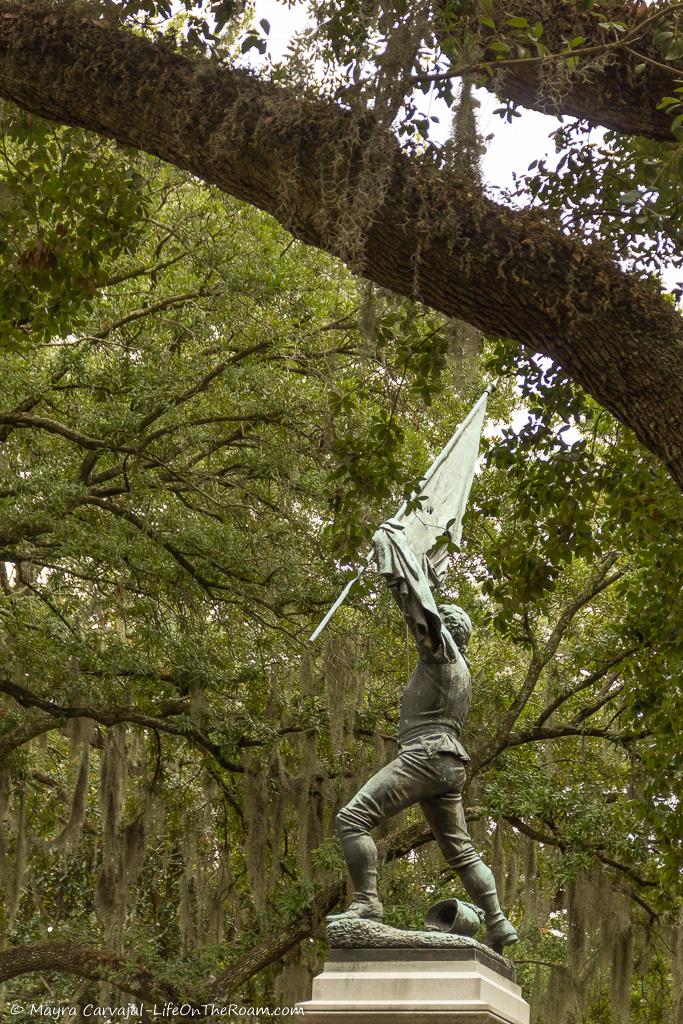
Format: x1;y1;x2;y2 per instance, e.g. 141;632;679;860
371;519;459;663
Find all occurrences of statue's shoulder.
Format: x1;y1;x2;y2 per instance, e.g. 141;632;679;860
443;644;471;682
439;624;464;666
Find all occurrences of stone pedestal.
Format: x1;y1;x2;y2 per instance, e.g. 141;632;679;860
296;920;529;1024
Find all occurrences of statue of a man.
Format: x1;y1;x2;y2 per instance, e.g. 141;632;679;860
329;520;518;954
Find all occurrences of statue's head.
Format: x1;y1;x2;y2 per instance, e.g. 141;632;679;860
438;604;472;652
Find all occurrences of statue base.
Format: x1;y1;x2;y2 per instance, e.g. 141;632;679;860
295;921;529;1024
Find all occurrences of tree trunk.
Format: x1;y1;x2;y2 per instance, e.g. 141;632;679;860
0;3;682;488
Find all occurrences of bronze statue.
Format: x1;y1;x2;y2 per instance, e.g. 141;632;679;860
328;520;518;955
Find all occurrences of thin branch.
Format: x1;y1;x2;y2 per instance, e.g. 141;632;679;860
570;681;625;726
533;647;638;730
504;814;658;889
18;578;81;637
482;553;623;763
623;44;683;76
98;251;187;288
81;287;212;343
0;677;244;774
86;343;273;487
502;722;649;749
134;349;236;433
79;496;221;595
0;413;106;451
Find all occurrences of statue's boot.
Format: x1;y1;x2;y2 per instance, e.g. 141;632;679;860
457;860;518;954
328;829;384;922
485;917;519;954
326;897;384;923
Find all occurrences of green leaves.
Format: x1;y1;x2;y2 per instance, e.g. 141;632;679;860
506;16;529;30
240;30;267;55
515;123;683;285
117;0;249;44
0;109;150;351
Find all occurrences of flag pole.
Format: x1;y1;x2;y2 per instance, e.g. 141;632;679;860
308;562;371;643
308;384;495;643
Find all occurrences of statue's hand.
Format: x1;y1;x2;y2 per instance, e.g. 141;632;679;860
372;519;402;555
372;519;406;576
377;517;404;533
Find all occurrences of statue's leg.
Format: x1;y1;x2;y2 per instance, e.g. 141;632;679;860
420;759;518;953
331;749;441;920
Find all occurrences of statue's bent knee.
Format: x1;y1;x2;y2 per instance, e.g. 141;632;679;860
336;803;373;838
335;807;353;837
447;847;483;871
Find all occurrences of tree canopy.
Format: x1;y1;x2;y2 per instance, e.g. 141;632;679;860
0;3;682;1022
0;0;682;486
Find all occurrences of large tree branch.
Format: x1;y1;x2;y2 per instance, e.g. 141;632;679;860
0;942;175;1004
433;0;683;141
0;813;432;1003
0;769;656;1000
501;720;649;751
205;817;436;1000
208;791;660;997
488;2;683;142
0;412;106;450
0;4;682;486
0;713;58;762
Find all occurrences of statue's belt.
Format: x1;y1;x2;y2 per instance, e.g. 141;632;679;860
398;731;469;761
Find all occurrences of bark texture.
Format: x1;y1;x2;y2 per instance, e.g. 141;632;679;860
0;942;172;1002
0;943;121;983
0;3;682;488
443;0;681;142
